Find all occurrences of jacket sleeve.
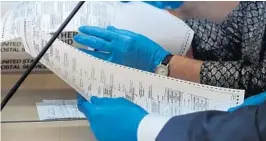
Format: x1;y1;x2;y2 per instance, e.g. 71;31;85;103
200;59;266;97
137;101;266;141
184;2;266;95
184;2;244;61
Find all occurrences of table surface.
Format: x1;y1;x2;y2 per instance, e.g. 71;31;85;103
1;73;96;141
1;120;97;141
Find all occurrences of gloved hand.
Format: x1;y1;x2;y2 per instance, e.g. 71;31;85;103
77;94;148;141
74;26;170;72
121;1;184;9
228;91;266;112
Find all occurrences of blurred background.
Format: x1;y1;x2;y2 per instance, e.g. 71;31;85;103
174;1;239;22
1;1;239;22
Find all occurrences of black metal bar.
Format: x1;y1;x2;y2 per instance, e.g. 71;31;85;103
1;1;85;111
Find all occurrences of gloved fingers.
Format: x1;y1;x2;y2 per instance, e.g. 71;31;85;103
77;94;97;120
121;1;184;9
120;1;165;9
78;48;109;60
77;94;91;112
90;96;133;106
228;92;266;112
242;92;266;105
77;93;87;103
74;34;112;52
90;96;122;105
227;107;238;112
144;1;165;9
246;92;266;101
107;26;137;37
90;96;108;104
78;26;121;42
144;1;184;9
164;1;184;9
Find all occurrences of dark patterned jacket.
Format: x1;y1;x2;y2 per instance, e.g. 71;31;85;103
185;1;266;97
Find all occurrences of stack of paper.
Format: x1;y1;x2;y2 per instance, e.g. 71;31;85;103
36;100;85;120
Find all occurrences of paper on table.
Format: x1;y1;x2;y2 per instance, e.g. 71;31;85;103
36;100;85;120
20;1;245;117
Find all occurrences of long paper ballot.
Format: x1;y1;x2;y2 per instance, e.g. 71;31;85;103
1;1;192;73
112;2;194;55
3;1;245;116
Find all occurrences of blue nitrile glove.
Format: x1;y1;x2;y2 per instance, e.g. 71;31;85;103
74;26;170;72
77;94;148;141
144;1;184;9
228;91;266;112
121;1;184;10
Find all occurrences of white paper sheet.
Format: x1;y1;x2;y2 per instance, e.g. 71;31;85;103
112;2;194;55
36;100;85;120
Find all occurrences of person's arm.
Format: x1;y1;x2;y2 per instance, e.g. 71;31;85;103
184;2;244;61
169;2;266;95
77;92;265;141
168;55;202;83
138;101;266;141
199;59;266;96
168;55;266;96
